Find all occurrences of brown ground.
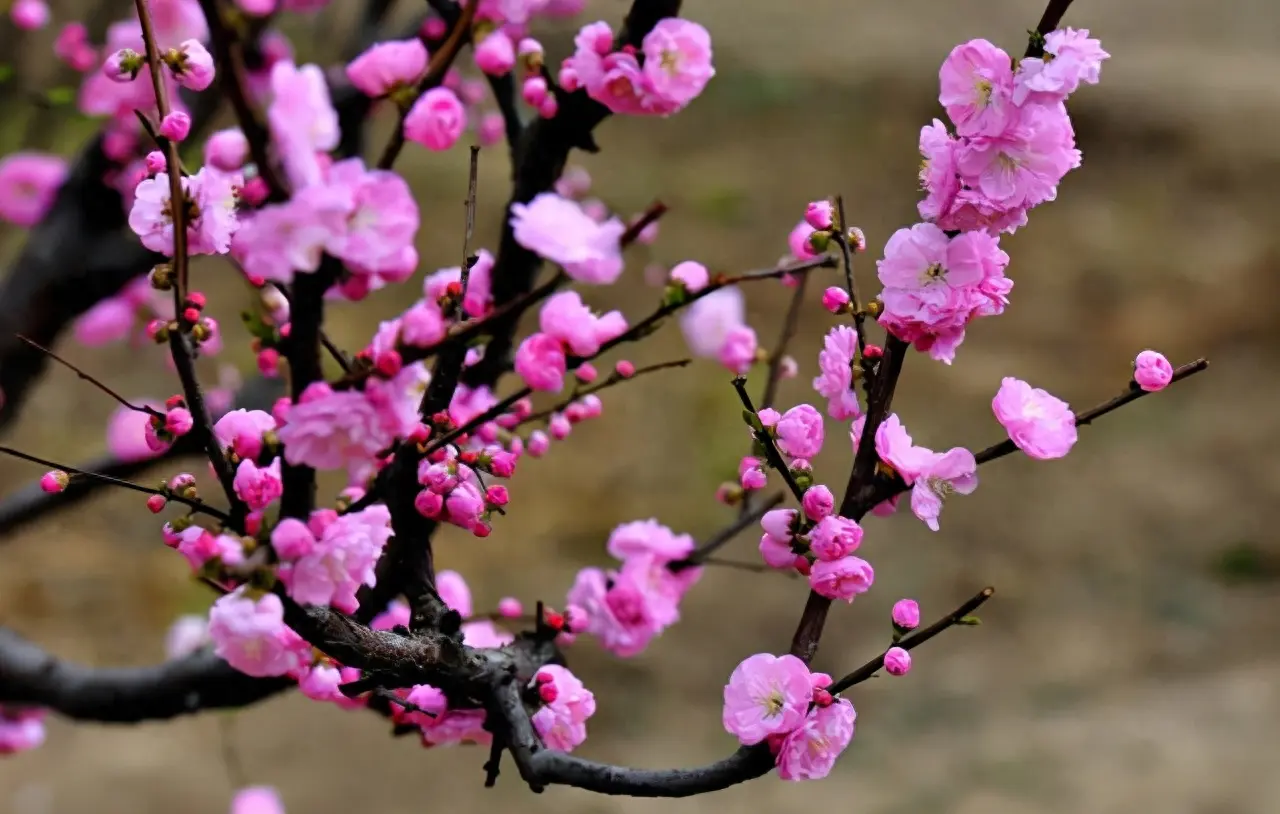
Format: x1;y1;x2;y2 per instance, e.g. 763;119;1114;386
2;1;1279;812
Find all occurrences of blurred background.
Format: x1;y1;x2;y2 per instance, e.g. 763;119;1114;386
1;0;1278;812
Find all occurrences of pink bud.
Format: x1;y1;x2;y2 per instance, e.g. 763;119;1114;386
517;38;544;60
159;111;191;142
801;484;834;521
104;48;142;82
793;555;811;576
484;485;509;506
477;113;505;147
521;75;549;107
10;0;49;31
497;597;522;618
414;489;443;518
257;348;280;377
474;31;515;76
422;16;447;39
538;683;559;703
822;286;851;314
527;430;550;458
805;200;834;231
537;94;558;119
165;408;194;436
670;261;709;293
778;355;798;379
812;688;834;707
884;646;912;676
171;40;215;92
574;362;597;384
891;598;920;630
375;350;403;378
39;470;69;493
548;414;571;440
204;129;249;171
146;494;167;513
740;467;767;491
144;151;167;174
472;522;492;538
240;176;269;206
614;360;635;378
1133;349;1173;392
403;87;465;152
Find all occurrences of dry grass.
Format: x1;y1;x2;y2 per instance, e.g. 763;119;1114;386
1;1;1278;812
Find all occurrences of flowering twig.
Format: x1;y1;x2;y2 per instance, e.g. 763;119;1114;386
828;587;995;694
832;195;868;357
0;445;231;524
376;0;479;170
15;335;163;419
731;378;807;502
517;359;691;427
168;331;244;521
454;145;482;317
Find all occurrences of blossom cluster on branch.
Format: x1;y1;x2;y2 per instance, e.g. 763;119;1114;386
0;0;1209;804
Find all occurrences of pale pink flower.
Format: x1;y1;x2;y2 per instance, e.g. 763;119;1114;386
759;534;795;569
788;220;819;260
808;556;874;602
299;663;365;709
510;193;626;284
873;414;933;483
346;38;428;97
812;326;861;420
323;158;419;274
277;382;397;472
233;457;283;510
107;403;166;462
1013;28;1109;105
775;699;856;781
475;30;516;76
822;286;850;314
892;599;920;630
991;377;1077;460
0;707;46;755
270;518;315;560
164;614;209;658
74;298;136;346
214;409;276;460
169;39;215;91
207;588;310;677
670;260;709;292
206;128;249;171
953;101;1078;214
807;515;863;561
938;39;1015;137
531;665;596;751
1133;350;1173;392
129;168;239;257
641;19;715;111
0;152;67;227
775;404;824;459
883;646;912;676
267;62;339;189
404;87;466;151
515;332;568;392
539;291;627;357
917;119;960;222
909;448;977;531
680;285;745;358
150;0;208;45
721;653;813;745
718;325;758;375
233;185;351;284
436;569;473;617
278;505;392;613
230;786;286;814
606;519;695;563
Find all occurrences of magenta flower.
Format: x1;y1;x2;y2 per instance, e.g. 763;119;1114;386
812;326;861;420
169;39;215;91
718;325;759;375
323;158;420;275
1013;28;1109;105
1133;350;1173;392
807;515;863;562
0;152;67;227
531;665;596;751
404;87;466;152
808;556;874;602
510;193;626;284
884;646;912;676
892;598;920;630
233;457;284;510
475;30;516;76
774;699;856;781
775;404;824;459
991;377;1078;460
515;332;568;392
207;589;310;677
346;38;428;97
938;39;1015;137
721;653;813;745
801;485;834;522
278;506;392;613
214;408;276;460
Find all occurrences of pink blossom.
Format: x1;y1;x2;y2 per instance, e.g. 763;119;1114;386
892;598;920;630
758;534;795;569
510;193;626;284
909;448;978;531
267;62;339;189
539;291;627;356
953;101;1079;215
165;407;194;436
270;518;315;560
39;470;68;494
917;119;960;222
150;1;208;45
10;0;48;30
346;38;428;97
74;298;135;346
54;23;97;72
1014;28;1109;105
232;186;351;284
278;505;392;613
718;325;758;375
775;699;856;781
214;409;276;459
680;285;745;358
760;508;796;542
808;556;874;602
299;663;365;709
277;383;394;473
445;482;486;532
323;158;420;274
812;326;861;420
0;152;67;227
515;332;568;392
167;524;245;571
555;165;591;199
207;589;310;677
403;87;466;151
822;286;850;314
670;260;709;292
991;377;1077;460
0;706;46;755
641;19;715;112
566;558;700;657
165;614;209;658
774;404;824;459
805;200;834;230
873;414;933;482
883;646;912;676
1133;350;1173;392
938;39;1015;137
721;653;812;745
129;167;240;257
371;599;410;631
807;515;863;561
230;787;286;814
475;30;516;76
531;665;596;751
169;39;215;91
206;128;249;171
788;220;819;260
436;569;472;618
233;457;283;510
107;403;166;462
606;519;695;563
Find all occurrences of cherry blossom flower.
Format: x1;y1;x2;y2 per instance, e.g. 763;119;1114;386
1133;350;1173;392
774;699;856;781
991;377;1078;460
510;193;626;284
722;653;812;745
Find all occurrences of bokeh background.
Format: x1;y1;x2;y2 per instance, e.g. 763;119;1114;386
2;0;1279;812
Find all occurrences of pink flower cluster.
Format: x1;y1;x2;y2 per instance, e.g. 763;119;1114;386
530;664;597;751
561;18;714;117
272;505;393;613
0;152;66;227
678;285;759;375
722;653;855;781
514;291;627;393
565;519;702;657
873;414;978;531
163;520;246;572
129;166;241;257
812;326;860;419
413;444;515;537
758;504;874;602
207;588;312;678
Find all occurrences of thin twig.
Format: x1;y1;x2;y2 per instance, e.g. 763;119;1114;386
456;145;481;314
731;379;807;502
168;331;244;523
0;445;231;524
829;587;995;694
16;335;162;418
672;492;785;570
516;359;691;427
833;195;867;357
